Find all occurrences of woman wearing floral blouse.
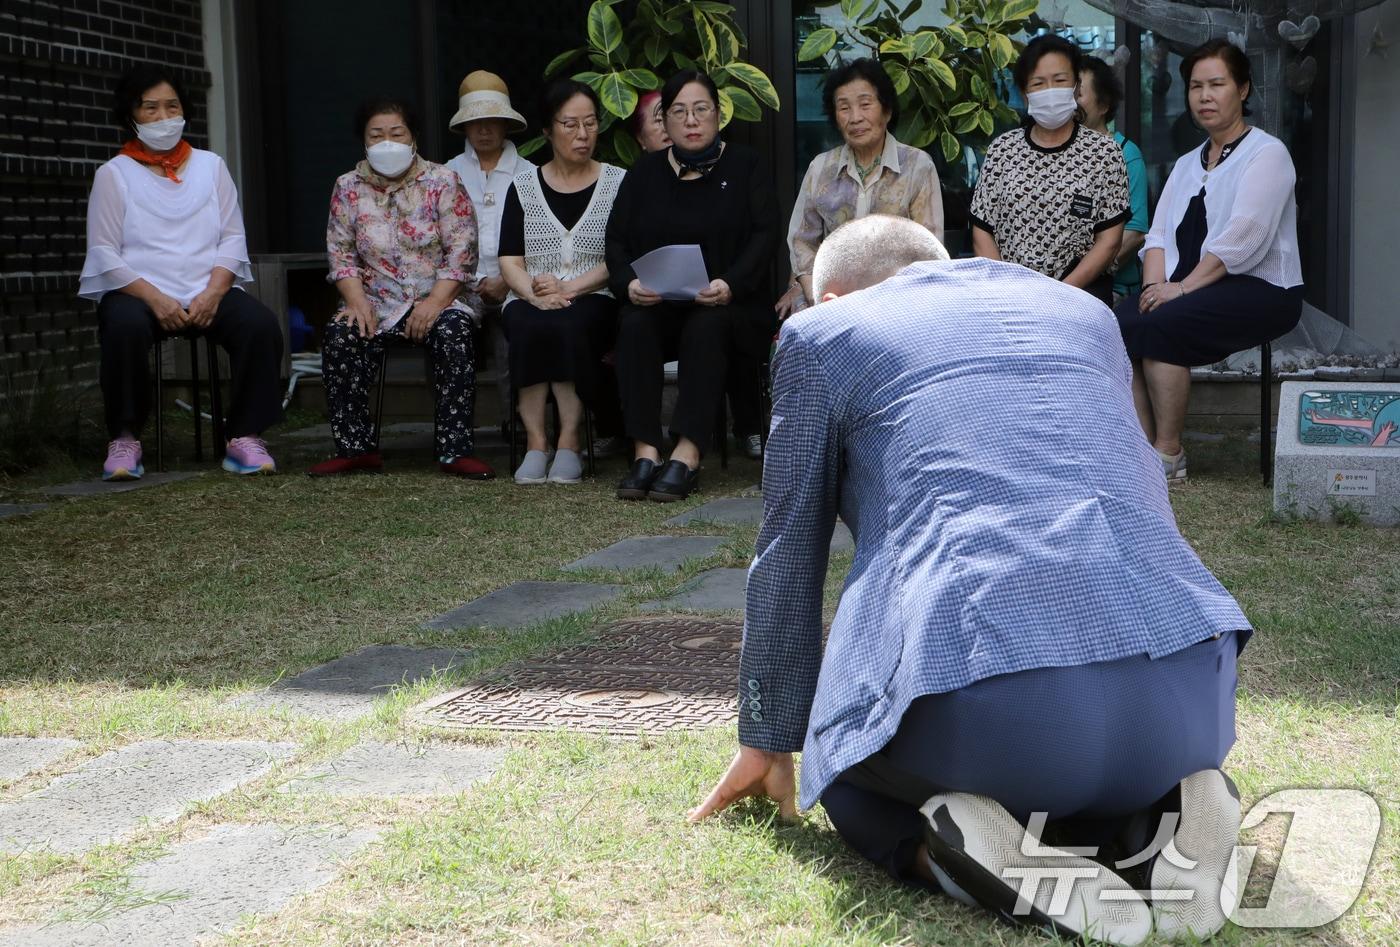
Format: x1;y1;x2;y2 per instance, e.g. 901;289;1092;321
776;58;944;318
310;97;493;479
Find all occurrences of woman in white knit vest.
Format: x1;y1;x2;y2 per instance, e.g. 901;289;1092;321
498;81;625;485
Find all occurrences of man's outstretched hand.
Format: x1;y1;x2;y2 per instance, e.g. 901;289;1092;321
688;746;798;823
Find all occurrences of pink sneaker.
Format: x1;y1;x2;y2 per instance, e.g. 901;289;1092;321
223;436;277;475
102;437;144;481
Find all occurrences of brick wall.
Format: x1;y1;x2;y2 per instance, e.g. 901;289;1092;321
0;0;210;397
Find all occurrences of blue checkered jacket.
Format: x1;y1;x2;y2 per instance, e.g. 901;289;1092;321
739;258;1251;809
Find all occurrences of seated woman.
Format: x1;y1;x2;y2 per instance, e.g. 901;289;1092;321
497;81;625;485
629;90;671;154
604;69;777;502
778;57;944;318
1115;39;1303;483
79;63;283;480
310;97;493;479
969;35;1129;305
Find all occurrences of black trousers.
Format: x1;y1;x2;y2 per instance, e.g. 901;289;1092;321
615;301;731;455
726;304;776;439
98;290;284;440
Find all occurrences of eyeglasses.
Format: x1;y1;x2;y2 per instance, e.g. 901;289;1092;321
666;103;716;121
555;118;599;133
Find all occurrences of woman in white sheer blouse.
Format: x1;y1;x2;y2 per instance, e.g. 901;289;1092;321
79;63;282;481
1114;39;1303;484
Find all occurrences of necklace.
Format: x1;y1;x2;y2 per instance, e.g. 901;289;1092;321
854;154;880;183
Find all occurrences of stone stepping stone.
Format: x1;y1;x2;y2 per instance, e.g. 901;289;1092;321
422;580;624;631
0;823;378;946
0;503;47;520
640;568;747;613
279;741;504;797
235;645;470;720
0;740;293;855
42;471;199;497
0;737;81;782
563;535;726;574
664;496;762;526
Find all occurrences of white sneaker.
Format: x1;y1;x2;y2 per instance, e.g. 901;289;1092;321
513;449;549;485
1158;449;1188;483
1148;769;1242;941
920;793;1152;945
744;434;763;460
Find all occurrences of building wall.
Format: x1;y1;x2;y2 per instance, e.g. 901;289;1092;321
1351;2;1400;353
0;0;210;396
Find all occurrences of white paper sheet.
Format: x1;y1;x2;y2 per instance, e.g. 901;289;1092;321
630;244;711;301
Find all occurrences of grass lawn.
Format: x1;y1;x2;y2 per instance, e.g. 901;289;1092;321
0;421;1396;945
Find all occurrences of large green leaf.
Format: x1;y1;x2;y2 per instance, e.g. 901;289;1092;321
693;7;718;64
927;56;957;90
725;63;780;110
954;111;980;134
940;131;960;163
723;84;761;121
712;19;742;63
716;87;735;128
587;1;624;54
989;32;1016;69
900;0;924;18
1002;0;1038;22
880;36;914;56
963;28;986;48
644;34;667;67
597;71;639;118
690;0;735;12
797;26;838;61
976;109;994;136
618;67;661;90
612;125;642;167
574;70;605;87
884;60;911;95
948;101;978;117
941;23;967;46
910;30;942;59
970;73;989;101
545;47;586;78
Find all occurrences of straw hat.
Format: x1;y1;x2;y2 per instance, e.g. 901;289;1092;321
449;70;527;134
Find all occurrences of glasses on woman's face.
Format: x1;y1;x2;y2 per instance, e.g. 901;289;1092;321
555;117;599;134
666;103;715;122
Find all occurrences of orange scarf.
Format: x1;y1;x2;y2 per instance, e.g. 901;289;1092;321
119;138;192;183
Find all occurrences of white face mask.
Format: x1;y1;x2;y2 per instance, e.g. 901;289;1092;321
135;116;185;151
366;140;415;177
1026;87;1078;130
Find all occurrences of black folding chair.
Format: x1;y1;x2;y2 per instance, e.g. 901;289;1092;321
152;332;224;472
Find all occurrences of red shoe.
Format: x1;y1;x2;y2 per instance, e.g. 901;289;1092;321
439;456;495;480
307;452;384;477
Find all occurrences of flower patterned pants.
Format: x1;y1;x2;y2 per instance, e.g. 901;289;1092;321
321;308;477;461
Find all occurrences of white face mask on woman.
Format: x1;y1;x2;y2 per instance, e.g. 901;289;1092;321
136;116;185;151
1026;87;1078;130
366;140;415;177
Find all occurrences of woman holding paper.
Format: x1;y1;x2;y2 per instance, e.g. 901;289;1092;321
604;69;777;503
497;80;625;485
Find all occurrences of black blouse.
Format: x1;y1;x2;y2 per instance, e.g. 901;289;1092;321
604;143;777;303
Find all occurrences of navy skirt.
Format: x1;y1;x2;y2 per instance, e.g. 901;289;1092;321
1114;275;1302;367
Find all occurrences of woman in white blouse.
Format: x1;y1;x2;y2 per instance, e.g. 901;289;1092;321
79;64;282;481
497;81;624;485
1115;40;1303;483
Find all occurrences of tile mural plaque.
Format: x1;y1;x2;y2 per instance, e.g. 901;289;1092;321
1275;382;1400;526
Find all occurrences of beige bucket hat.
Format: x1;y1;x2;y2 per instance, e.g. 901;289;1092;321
449;70;528;134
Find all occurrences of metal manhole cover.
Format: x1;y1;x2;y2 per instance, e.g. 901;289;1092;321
414;617;741;736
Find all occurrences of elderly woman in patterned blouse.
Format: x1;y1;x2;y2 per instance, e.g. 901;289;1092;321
775;58;945;318
310;97;493;479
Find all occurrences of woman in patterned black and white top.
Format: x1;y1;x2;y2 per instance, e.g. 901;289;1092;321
969;35;1129;305
498;81;624;486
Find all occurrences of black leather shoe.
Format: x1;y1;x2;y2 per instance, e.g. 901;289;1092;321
616;458;660;500
647;459;699;502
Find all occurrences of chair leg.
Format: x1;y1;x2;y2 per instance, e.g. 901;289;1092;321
1261;341;1273;485
208;337;226;453
373;348;388;453
154;339;166;473
189;336;203;462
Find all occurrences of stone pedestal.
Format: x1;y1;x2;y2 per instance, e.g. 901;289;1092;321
1273;382;1400;526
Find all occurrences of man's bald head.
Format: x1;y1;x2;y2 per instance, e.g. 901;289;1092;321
811;214;949;300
